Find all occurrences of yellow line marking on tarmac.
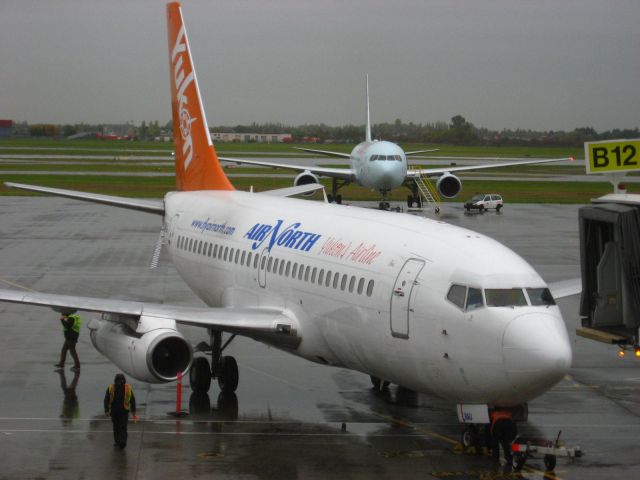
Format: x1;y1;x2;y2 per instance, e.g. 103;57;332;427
368;409;459;446
0;277;37;292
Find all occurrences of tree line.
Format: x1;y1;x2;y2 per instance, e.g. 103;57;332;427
11;117;639;147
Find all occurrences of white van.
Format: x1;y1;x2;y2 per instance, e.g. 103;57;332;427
464;193;503;212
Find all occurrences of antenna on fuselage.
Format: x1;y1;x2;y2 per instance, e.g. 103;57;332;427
365;75;372;143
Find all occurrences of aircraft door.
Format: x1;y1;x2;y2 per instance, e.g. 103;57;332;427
390;258;425;339
258;247;270;288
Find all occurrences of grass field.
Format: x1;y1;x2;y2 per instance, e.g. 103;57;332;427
1;138;637;203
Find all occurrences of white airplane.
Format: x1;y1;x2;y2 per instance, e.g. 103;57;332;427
0;2;580;432
218;80;574;210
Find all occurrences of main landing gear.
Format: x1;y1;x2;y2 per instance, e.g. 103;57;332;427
327;178;348;204
190;330;239;394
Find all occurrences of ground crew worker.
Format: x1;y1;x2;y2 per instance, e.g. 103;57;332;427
104;373;137;449
490;409;517;463
54;312;81;371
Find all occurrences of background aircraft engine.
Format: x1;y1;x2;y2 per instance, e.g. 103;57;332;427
436;172;462;198
293;170;320;196
89;317;193;383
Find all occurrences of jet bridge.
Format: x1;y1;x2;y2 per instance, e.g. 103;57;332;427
577;194;640;351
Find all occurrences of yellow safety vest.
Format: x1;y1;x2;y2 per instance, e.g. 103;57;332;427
62;314;82;334
107;383;133;411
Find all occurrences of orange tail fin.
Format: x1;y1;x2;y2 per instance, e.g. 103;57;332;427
166;2;234;191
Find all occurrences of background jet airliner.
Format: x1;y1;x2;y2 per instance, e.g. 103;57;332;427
0;2;580;430
219;78;573;210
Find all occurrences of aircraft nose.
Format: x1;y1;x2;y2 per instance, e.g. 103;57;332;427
372;162;404;189
502;313;572;398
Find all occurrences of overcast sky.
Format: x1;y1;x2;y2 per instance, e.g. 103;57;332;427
1;0;638;132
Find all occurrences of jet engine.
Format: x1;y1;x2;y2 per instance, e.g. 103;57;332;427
293;170;320;196
88;315;193;383
436;172;462;198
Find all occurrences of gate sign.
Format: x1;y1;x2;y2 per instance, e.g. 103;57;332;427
585;139;640;174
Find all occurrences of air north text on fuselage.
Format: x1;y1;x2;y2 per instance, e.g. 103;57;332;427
244;220;322;253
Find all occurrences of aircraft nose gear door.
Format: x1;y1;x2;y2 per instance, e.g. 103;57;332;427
390;258;425;339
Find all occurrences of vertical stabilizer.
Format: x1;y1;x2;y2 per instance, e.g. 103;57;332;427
166;2;234;191
365;75;372;143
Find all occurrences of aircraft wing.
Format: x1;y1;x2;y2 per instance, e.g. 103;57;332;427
292;147;351;159
4;182;164;215
548;278;582;299
404;148;440;156
218;156;355;181
0;288;300;348
261;183;325;197
406;157;575;177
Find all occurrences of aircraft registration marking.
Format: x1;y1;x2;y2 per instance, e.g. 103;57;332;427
584;139;640;174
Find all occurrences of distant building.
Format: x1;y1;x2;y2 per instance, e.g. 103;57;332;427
0;120;13;137
211;132;292;143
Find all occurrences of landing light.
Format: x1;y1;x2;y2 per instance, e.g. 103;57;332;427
618;349;625;358
635;347;640;358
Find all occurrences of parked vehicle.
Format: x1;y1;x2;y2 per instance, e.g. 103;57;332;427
464;193;503;212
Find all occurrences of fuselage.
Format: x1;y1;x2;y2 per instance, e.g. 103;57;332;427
350;140;407;192
165;190;571;406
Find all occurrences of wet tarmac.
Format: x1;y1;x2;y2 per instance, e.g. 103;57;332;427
1;197;639;479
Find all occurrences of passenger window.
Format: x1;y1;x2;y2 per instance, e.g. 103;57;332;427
304;266;310;282
272;258;278;273
260;256;266;270
341;274;347;291
253;254;259;268
366;279;374;296
326;270;332;287
299;264;305;281
333;272;340;289
223;246;229;261
229;248;234;262
292;263;298;278
279;260;285;276
267;257;273;272
466;288;484;310
357;277;364;294
311;267;317;283
285;261;291;277
348;276;355;293
447;284;466;309
234;249;239;264
318;269;324;285
241;250;246;265
188;238;192;251
247;251;252;267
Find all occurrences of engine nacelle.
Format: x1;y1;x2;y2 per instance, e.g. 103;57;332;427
88;315;193;383
436;172;462;198
293;170;320;196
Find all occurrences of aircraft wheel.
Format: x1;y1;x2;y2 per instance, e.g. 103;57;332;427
407;195;413;207
190;356;212;394
461;425;478;448
512;452;527;471
370;375;389;390
416;196;422;208
218;356;239;393
336;195;342;204
327;194;334;203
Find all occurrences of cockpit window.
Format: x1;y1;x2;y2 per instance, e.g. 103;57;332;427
485;288;528;307
370;155;378;161
466;288;484;310
447;284;484;311
527;288;556;306
447;284;466;309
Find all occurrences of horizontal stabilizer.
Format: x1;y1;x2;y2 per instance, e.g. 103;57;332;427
4;182;164;214
548;278;582;299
